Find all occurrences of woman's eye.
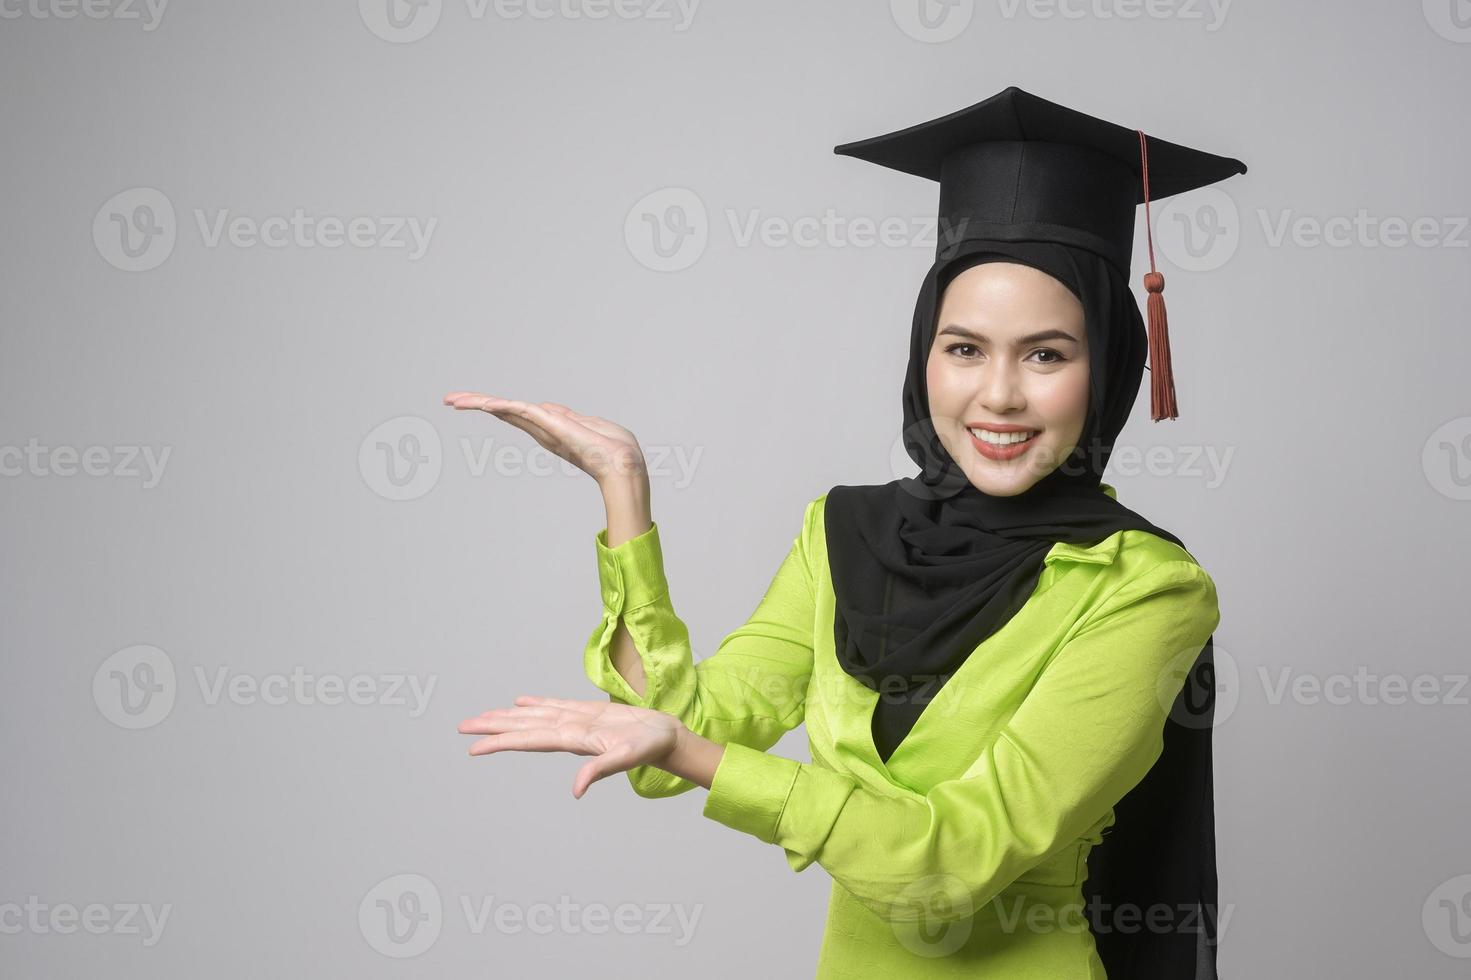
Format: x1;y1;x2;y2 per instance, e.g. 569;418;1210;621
947;343;980;358
1029;348;1067;364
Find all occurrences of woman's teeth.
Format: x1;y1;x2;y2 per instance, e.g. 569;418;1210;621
969;428;1038;446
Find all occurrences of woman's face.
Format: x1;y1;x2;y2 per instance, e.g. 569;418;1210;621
925;261;1091;497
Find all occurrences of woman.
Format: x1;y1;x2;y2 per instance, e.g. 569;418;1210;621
447;87;1244;978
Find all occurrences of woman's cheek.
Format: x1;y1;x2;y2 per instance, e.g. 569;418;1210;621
925;361;962;421
1040;368;1090;429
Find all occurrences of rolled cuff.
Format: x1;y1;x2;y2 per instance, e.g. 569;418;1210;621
702;741;800;843
595;522;670;614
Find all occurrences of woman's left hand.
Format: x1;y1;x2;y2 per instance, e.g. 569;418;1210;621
457;695;684;798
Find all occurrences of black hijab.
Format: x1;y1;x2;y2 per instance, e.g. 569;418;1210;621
823;238;1221;978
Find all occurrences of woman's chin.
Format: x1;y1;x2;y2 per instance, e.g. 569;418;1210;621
962;458;1047;497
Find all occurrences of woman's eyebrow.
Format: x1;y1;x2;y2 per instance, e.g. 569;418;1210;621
937;324;1080;345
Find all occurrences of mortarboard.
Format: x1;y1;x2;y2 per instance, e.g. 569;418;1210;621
833;85;1247;421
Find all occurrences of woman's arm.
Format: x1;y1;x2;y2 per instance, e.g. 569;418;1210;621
655;725;726;790
600;472;655;698
583;489;822;799
439;392;819;799
690;559;1221;924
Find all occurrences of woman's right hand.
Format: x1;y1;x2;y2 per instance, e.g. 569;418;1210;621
458;694;689;798
442;392;647;489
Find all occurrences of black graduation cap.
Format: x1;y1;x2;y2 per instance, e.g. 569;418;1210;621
833;85;1247;420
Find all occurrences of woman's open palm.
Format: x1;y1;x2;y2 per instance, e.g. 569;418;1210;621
442;392;645;484
457;695;682;798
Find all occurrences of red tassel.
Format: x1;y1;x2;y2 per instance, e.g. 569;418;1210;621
1137;130;1178;421
1144;271;1177;420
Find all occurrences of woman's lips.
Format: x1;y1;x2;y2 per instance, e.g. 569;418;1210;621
968;427;1039;461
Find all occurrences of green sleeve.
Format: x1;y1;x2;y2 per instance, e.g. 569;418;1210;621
582;499;820;798
700;559;1221;924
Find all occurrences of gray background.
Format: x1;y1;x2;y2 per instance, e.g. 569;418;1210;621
4;1;1470;976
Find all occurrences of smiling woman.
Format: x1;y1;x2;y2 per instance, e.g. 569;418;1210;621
448;84;1245;980
926;260;1091;496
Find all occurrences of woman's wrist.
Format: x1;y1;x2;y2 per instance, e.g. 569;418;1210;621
658;724;724;790
601;473;652;547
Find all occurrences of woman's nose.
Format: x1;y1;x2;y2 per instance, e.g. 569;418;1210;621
976;360;1025;414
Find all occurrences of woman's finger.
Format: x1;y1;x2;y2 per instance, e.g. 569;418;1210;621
465;394;551;426
570;753;611;794
466;396;585;454
443;395;633;477
572;749;634;799
473;704;558;720
484;398;576;438
457;708;558;735
467;728;585;756
514;694;600;714
492;412;560;448
470;399;562;448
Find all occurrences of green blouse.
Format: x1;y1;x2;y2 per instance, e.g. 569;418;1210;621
582;485;1220;978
